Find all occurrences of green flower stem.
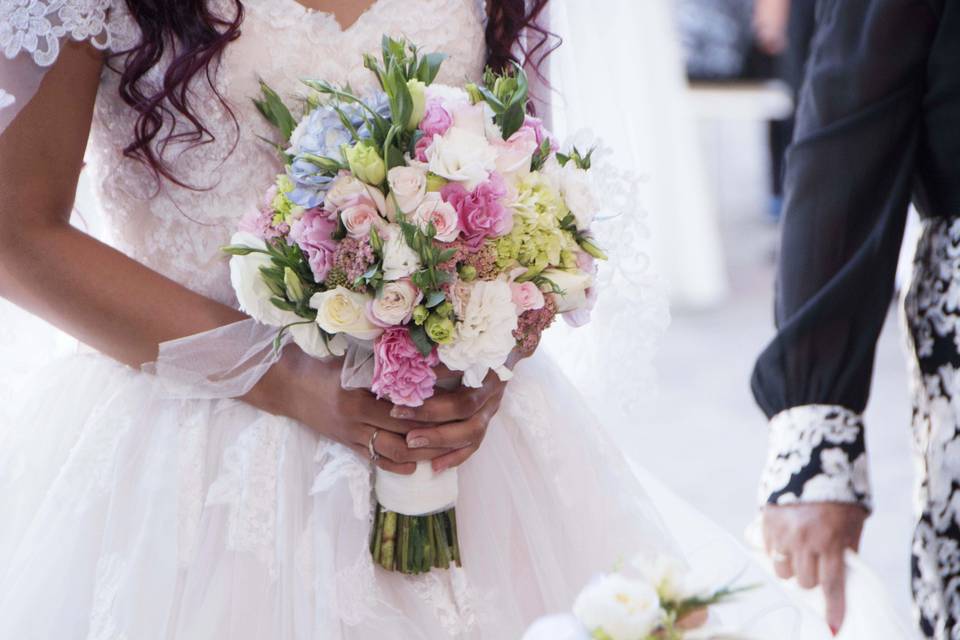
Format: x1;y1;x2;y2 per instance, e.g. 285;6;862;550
370;506;461;574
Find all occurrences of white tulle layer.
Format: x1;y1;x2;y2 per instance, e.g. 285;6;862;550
0;349;906;639
0;352;679;639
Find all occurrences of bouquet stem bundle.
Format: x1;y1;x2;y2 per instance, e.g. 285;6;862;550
370;503;461;574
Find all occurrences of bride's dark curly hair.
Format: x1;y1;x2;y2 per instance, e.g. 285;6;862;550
113;0;556;187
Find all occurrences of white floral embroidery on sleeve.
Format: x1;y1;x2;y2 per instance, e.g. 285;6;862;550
759;405;873;510
1;0;115;67
0;88;14;109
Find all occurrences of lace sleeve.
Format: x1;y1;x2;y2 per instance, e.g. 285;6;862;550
0;0;122;136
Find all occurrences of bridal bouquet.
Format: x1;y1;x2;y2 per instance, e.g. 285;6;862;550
524;554;753;640
225;37;606;574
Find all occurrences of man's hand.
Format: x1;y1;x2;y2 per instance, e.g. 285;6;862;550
763;503;868;634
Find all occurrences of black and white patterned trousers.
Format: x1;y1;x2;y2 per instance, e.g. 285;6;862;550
904;217;960;639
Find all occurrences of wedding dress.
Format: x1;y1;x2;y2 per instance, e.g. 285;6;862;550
0;1;904;638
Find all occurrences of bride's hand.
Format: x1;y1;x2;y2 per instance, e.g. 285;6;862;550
762;503;868;635
247;347;451;476
389;362;516;473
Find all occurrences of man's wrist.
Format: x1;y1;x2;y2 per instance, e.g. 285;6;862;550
759;405;872;511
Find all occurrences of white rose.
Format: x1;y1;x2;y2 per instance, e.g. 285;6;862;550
310;286;383;341
369;279;422;326
229;232;300;327
426;127;497;191
411;192;460;242
542;268;594;313
572;574;664;640
387;165;428;214
558;164;599;230
381;223;423;281
438;280;518;388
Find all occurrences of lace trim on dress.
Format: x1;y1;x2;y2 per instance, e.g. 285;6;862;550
759;405;872;510
1;0;116;66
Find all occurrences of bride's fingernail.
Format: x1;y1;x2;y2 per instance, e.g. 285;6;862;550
408;437;429;449
829;625;839;637
392;407;414;419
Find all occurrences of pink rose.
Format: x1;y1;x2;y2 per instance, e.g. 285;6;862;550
511;281;546;312
414;135;433;163
371;327;440;407
494;127;539;176
441;173;513;250
290;208;338;282
412;192;460;242
419;99;453;137
340;193;383;239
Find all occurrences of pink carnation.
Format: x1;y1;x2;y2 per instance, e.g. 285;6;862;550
441;173;513;250
419;99;453;137
290;208;338;282
371;327;440;407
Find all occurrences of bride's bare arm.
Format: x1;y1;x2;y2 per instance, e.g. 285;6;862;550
0;41;501;473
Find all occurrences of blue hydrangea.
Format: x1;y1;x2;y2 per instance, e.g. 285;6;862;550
285;92;393;209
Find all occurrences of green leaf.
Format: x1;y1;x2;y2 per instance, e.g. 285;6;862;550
221;245;267;256
424;291;446;308
270;296;297;312
385;143;406;171
408;324;435;357
436;248;457;263
253;81;297;141
500;104;526;140
416;52;448;85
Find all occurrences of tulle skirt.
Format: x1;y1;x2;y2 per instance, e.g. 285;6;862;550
0;352;903;639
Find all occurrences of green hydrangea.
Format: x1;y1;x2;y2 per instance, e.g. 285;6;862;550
272;174;305;225
495;173;579;275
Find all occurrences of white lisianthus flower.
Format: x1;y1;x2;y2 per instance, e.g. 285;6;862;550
572;574;664;640
387;165;428;213
369;279;422;326
631;554;700;603
310;286;383;341
289;323;347;358
521;614;590;640
438;280;518;388
411;192;460;242
381;223;423;281
556;163;599;230
426;127;497;190
229;232;299;327
542;268;594;313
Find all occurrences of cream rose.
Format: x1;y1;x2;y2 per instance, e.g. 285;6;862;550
368;279;422;326
542;268;594;313
411;192;460;242
381;224;423;281
426;127;497;191
387;165;427;214
310;286;383;341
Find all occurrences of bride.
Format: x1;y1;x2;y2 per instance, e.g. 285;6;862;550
0;0;902;638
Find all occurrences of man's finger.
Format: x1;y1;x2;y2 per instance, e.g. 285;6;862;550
820;552;847;634
795;552;820;590
773;551;795;580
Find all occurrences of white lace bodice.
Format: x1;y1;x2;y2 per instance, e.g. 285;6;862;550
83;0;488;305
